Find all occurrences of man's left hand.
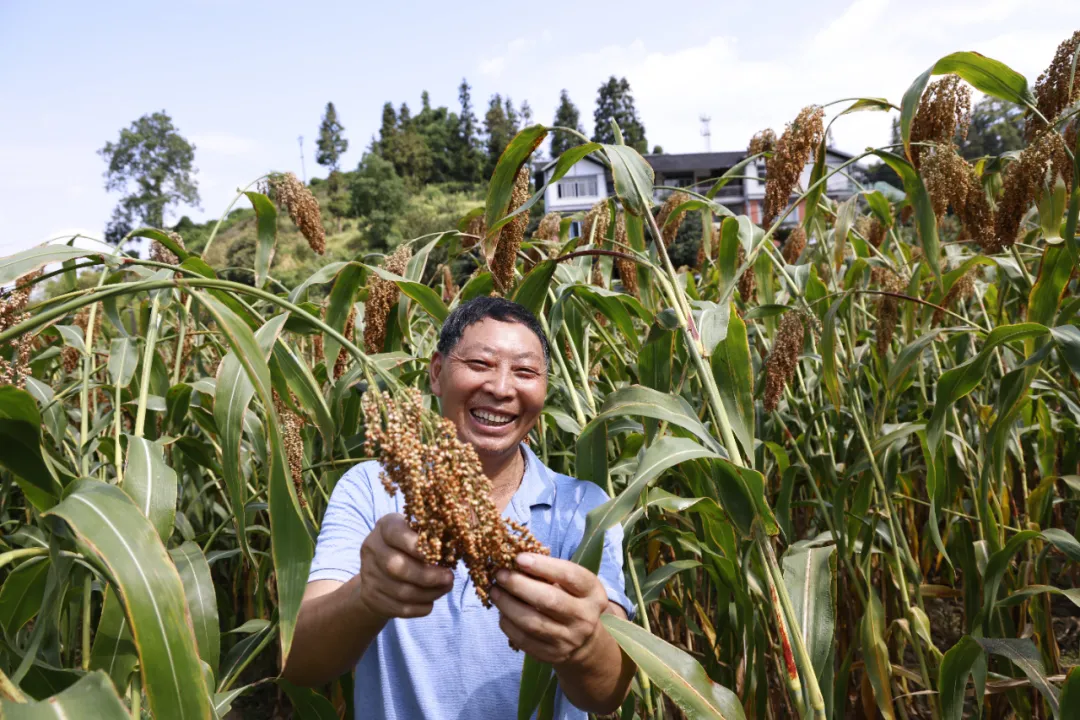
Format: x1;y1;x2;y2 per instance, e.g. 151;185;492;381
490;553;618;666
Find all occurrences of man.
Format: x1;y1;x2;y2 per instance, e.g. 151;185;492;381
282;297;636;718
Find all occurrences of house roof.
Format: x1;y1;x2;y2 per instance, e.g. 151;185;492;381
644;152;745;174
536;145;860;176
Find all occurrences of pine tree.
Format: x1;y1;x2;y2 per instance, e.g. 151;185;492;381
484;94;513;179
377;102;397;154
315;102;349;173
453;78;483;183
551;89;584;158
592;76;648;153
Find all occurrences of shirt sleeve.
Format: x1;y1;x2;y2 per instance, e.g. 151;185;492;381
307;462;378;584
563;482;635;620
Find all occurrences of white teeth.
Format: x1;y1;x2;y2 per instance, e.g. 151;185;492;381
473;409;514;424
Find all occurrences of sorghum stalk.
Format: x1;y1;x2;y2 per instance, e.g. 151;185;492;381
134;290;164;438
80;273;106;474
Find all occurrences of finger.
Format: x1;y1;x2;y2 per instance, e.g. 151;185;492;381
384;580;453;605
367;584;434;619
494;569;575;621
499;613;560;662
515;554;598;598
490;585;568;644
380;514;426;561
376;549;455;589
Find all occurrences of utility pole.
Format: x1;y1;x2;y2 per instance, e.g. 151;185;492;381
298;135;307;183
700;115;712;152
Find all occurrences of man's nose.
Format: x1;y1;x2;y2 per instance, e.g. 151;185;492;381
483;364;515;399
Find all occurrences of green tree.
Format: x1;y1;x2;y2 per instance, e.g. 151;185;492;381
592;77;647;153
315;102;349;172
98;110;200;244
351;152;407;247
551;90;584;158
377;102;398;153
453;78;483;183
960;97;1025;160
484;94;516;179
413;92;460;183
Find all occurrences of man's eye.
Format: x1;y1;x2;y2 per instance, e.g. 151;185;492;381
515;368;540;377
467;360;490;370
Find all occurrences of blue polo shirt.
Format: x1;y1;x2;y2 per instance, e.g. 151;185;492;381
308;443;633;720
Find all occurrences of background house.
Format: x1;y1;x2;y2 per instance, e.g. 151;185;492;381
535;147;863;235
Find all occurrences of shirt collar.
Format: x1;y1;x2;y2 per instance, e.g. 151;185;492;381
510;443;555;523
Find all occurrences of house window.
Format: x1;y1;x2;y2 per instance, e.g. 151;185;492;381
569;220;582;238
556;175;599;199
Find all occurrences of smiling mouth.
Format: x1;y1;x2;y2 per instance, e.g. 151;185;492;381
470;408;517;427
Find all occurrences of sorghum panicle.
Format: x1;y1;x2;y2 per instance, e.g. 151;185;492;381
748;129;777;157
491;167;530;294
582;201;611;246
362;389;548;607
613;214;639;298
0;270;40;387
363;245;412;355
871;267;905;355
867;217;887;248
335;307;356;380
764;107;825;227
921;144;971;218
441;266;458;304
994;130;1070;250
933;271;975;326
736;242;757;302
150;230;186;266
764;312;805;412
656;191;690;248
1030;31;1080;138
782;227;807;265
270;172;326;255
274;390;308;509
910;75;971;168
462;214;486;250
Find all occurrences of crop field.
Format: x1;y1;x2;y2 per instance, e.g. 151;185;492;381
2;31;1080;720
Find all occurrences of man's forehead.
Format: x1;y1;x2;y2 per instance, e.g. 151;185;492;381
455;320;544;357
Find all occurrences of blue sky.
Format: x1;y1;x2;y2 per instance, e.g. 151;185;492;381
2;0;1078;256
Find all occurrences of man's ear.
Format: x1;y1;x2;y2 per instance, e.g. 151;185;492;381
429;351;443;397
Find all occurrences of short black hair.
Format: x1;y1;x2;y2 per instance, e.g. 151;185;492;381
437;297;550;367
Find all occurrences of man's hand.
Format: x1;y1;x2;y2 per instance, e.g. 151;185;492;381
357;513;455;621
490;553;616;666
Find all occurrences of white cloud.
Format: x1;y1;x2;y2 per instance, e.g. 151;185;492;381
485;0;1080;161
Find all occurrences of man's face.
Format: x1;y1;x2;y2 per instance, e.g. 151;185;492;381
430;319;547;465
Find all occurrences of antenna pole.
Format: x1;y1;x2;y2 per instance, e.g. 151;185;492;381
699;115;712;153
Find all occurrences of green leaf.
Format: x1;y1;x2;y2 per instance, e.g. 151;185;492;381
976;638;1060;715
322;262;364;372
513;259;557;316
193;295;312;665
89;587;138;694
0;386;61;511
710;306;754;459
887;329;942;391
901;52;1034;158
1029;244;1073;328
861;590;896;720
170;541;220;680
602;143;655;217
873;151;941;285
272;340;336;444
782;543;836;683
215;313;288;564
642;559;702;604
278;679;339;720
483;125;548;263
1060;666;1080;717
45;480;213;719
579;385;723;455
131;228;192;263
0;245;101;287
711;460;778;538
939;635;985;720
979;529;1040;629
0;556;49;637
928;323;1049;452
573;436;719;572
244;191;278;290
602;615;746;719
1053;325;1080;381
0;671;129;719
122;436;177;543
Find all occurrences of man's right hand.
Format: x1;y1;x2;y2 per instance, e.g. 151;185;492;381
355;513;456;620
